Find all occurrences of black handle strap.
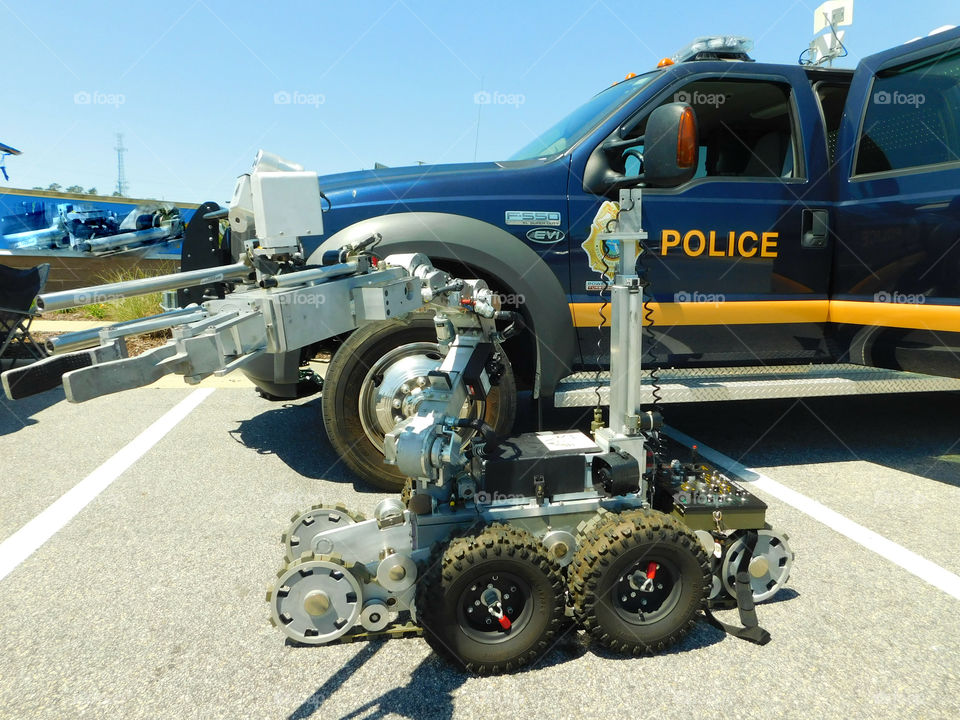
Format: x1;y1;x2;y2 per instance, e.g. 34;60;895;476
705;530;772;645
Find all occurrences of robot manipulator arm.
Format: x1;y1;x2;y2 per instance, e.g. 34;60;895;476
381;315;501;487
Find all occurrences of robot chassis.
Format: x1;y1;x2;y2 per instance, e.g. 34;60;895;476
2;156;793;675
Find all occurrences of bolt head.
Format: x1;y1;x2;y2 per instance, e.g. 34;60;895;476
749;556;770;578
303;591;331;616
388;566;406;581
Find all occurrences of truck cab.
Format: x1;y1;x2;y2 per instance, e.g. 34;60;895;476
308;28;960;387
280;28;960;489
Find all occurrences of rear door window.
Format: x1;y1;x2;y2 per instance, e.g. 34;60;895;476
854;49;960;176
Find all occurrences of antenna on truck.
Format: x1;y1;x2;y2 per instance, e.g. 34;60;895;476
801;0;854;67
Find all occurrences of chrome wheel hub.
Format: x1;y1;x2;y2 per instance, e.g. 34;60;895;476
359;342;484;452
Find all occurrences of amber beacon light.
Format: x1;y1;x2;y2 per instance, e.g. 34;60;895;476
676;106;698;168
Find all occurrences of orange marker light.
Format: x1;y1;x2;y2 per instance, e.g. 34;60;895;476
657;57;675;68
625;72;637;79
676;106;698;168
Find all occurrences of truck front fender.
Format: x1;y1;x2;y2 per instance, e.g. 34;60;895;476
309;212;575;397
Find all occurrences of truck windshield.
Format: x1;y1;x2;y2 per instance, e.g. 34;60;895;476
508;72;658;161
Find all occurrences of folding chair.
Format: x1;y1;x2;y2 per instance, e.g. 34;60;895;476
0;263;50;370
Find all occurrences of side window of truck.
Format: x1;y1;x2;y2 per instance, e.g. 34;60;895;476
619;79;799;182
854;49;960;176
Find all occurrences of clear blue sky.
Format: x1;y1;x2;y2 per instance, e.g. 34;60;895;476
2;0;956;201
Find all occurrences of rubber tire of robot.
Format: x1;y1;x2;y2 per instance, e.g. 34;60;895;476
570;509;711;655
417;524;565;675
322;316;516;492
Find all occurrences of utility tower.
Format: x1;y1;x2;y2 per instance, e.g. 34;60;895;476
115;132;128;196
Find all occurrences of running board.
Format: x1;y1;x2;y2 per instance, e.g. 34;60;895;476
553;364;960;406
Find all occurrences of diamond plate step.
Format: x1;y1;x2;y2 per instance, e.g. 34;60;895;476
553;364;960;406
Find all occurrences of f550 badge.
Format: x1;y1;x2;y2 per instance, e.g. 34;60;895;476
506;210;561;227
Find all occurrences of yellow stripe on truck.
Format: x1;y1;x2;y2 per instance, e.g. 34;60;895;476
569;300;830;327
569;299;960;332
828;300;960;333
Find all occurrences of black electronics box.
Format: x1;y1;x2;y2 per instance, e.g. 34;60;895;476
475;431;597;500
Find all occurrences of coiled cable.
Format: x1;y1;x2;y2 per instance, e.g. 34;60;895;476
637;249;665;457
595;218;618;410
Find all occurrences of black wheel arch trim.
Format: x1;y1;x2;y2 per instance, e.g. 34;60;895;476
309;211;576;397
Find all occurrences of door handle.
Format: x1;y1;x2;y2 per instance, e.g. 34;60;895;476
801;209;829;249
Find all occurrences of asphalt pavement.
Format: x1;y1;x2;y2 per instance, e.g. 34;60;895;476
0;382;958;720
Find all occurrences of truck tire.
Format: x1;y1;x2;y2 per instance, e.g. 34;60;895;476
322;316;516;491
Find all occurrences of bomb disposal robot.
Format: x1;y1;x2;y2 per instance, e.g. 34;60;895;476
3;134;793;674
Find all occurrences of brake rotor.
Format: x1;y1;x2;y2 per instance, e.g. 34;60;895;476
281;504;365;562
721;529;794;603
268;556;363;644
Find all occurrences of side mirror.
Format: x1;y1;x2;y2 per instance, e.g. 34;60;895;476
642;103;699;188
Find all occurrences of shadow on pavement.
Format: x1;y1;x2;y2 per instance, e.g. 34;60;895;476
283;613;733;720
661;392;960;489
228;397;386;492
287;642;466;720
0;386;64;437
761;587;800;605
583;618;728;663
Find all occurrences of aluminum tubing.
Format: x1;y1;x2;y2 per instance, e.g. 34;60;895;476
258;261;360;288
44;327;102;355
45;306;203;354
608;284;630;434
37;262;251;311
625;286;644;421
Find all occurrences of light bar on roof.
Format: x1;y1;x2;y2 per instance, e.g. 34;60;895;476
672;36;754;63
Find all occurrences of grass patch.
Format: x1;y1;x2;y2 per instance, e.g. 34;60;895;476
78;262;178;325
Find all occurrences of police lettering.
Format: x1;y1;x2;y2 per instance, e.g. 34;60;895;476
660;229;779;259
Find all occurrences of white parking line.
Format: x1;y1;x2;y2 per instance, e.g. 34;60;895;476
665;426;960;602
0;388;215;582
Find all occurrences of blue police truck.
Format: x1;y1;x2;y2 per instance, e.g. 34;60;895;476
237;29;960;490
